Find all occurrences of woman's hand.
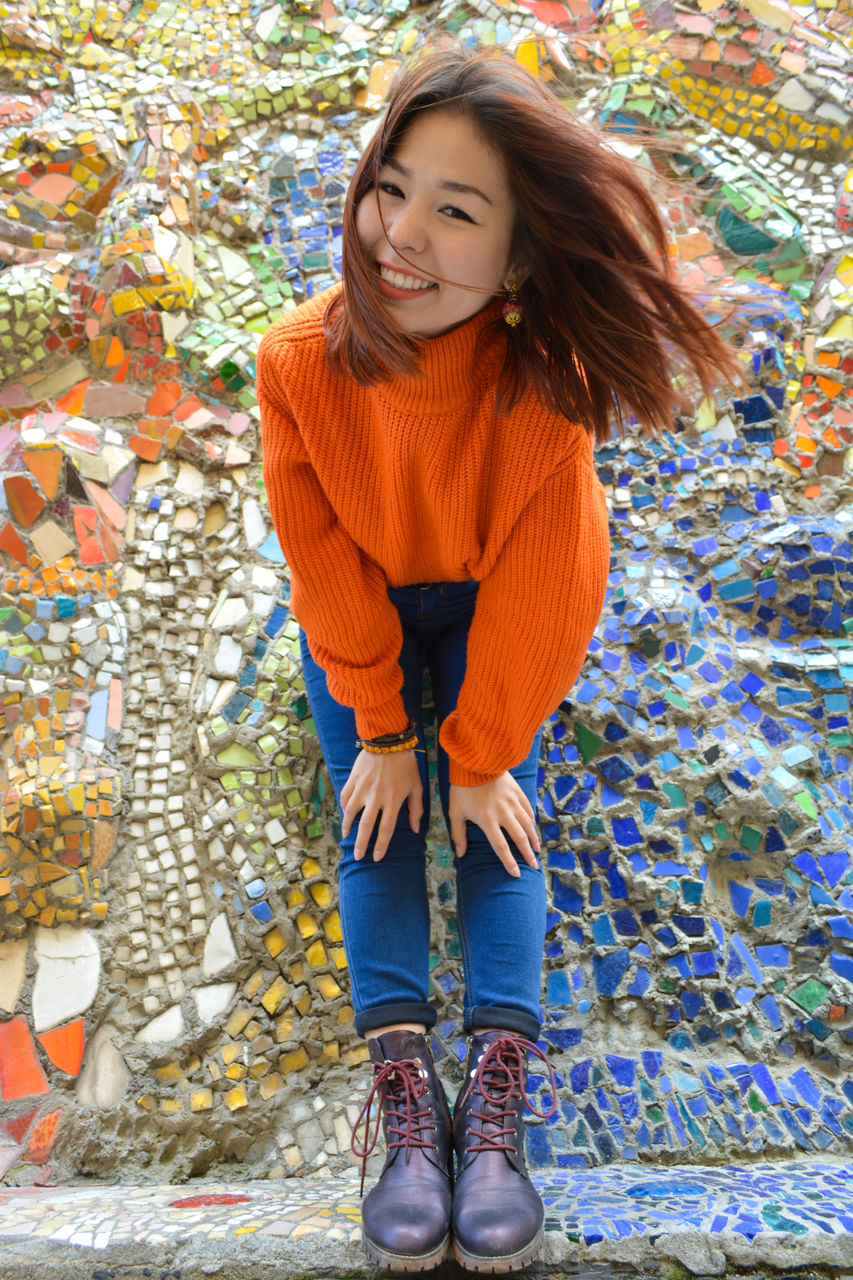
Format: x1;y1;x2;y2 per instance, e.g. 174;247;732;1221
449;773;541;878
341;749;423;861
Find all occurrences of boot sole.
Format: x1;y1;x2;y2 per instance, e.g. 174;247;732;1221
363;1231;451;1273
453;1224;544;1273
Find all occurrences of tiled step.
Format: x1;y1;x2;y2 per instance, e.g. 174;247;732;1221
2;1161;853;1277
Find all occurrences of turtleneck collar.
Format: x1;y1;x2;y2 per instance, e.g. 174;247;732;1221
372;296;507;416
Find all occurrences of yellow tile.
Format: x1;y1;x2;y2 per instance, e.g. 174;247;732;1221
310;882;332;909
224;1005;253;1037
263;926;286;959
261;975;288;1014
296;911;316;939
281;1046;309;1074
225;1083;248;1111
274;1013;293;1042
324;909;343;943
244;968;265;999
259;1071;284;1100
154;1062;184;1084
315;973;343;1001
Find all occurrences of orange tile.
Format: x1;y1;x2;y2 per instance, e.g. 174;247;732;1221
73;505;108;566
37;1019;85;1076
84;480;126;531
4;475;45;527
146;379;182;415
748;59;775;86
91;818;118;873
128;434;163;461
30;173;77;203
0;1016;49;1101
23;1108;62;1163
54;379;92;415
23;447;62;500
0;520;28;562
817;376;843;398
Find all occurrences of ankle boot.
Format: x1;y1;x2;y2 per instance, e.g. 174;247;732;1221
451;1030;557;1273
351;1029;452;1271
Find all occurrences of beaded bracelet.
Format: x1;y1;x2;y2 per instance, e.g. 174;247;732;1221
357;735;420;755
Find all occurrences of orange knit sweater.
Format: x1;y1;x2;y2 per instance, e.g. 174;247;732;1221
257;285;610;787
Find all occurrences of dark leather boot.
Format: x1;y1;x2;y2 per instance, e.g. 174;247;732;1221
351;1029;452;1271
452;1030;557;1273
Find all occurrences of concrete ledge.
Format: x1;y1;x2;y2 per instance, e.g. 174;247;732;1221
3;1161;853;1278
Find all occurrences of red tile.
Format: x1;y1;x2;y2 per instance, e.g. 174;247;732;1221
2;1105;38;1145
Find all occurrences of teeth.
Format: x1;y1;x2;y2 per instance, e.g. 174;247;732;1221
381;266;434;290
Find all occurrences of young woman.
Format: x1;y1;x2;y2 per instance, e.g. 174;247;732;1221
257;45;738;1275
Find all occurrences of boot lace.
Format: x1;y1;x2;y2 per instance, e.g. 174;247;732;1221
351;1057;438;1193
462;1035;558;1157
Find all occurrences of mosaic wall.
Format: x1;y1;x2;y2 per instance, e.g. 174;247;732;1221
0;0;852;1186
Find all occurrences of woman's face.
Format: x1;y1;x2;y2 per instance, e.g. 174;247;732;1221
355;108;517;338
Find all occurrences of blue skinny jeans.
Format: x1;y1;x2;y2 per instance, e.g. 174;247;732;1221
299;579;546;1042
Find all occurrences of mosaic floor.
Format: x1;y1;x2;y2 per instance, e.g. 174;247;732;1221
2;1162;853;1271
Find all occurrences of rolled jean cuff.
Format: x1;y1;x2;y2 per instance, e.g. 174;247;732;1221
464;1004;541;1042
356;1001;437;1037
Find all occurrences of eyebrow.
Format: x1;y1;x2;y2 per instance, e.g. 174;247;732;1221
383;156;493;206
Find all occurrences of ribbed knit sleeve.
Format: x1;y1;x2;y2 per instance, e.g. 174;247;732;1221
257;331;410;741
439;454;610;787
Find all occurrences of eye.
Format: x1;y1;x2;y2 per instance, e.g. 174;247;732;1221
378;180;404;198
441;205;476;223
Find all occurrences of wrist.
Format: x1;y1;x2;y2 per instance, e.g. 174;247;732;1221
357;718;418;754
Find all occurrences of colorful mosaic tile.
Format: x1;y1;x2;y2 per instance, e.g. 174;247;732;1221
0;0;852;1198
2;1166;853;1272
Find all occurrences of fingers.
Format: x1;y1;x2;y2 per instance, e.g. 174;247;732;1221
488;826;520;878
450;814;467;859
507;817;540;870
373;806;400;862
408;793;424;834
353;802;377;860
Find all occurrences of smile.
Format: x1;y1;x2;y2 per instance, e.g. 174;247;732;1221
379;265;436;292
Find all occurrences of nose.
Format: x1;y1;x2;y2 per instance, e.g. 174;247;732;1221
386;199;428;254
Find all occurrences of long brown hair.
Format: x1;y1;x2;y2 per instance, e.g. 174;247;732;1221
325;45;741;443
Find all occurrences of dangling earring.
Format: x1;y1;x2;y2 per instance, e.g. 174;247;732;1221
502;280;523;327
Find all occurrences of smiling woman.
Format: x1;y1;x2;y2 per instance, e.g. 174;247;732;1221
257;42;740;1277
353;110;517;337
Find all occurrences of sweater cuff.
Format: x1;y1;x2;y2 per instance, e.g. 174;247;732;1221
448;759;503;788
354;695;411;742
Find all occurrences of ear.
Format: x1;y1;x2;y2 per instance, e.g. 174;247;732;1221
503;264;531;290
